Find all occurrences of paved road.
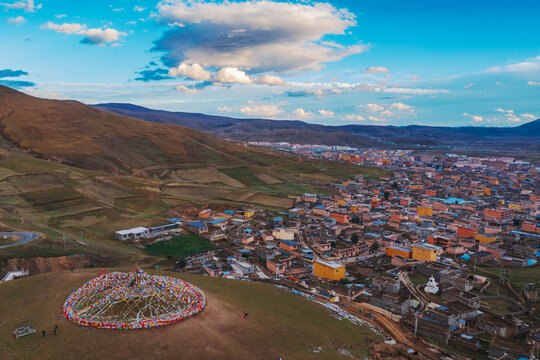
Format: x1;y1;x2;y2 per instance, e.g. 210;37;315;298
0;232;39;249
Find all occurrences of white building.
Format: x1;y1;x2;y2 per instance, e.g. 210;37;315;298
115;227;149;241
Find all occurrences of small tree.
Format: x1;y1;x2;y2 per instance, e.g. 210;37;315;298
339;278;351;285
351;216;361;224
384;191;390;200
370;242;380;252
351;233;359;244
177;258;187;269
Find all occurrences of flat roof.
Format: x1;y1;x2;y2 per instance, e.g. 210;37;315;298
116;227;148;235
315;259;344;269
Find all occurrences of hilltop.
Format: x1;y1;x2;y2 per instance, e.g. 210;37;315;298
0;269;380;360
95;102;540;150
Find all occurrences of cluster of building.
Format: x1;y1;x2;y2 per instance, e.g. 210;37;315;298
114;151;538;359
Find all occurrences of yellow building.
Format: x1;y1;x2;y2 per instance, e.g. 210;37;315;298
244;209;255;218
508;203;521;211
313;259;345;281
482;187;492;196
475;234;497;244
417;206;433;217
336;199;346;206
411;243;439;261
386;245;412;258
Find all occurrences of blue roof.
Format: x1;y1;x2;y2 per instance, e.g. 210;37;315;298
280;240;298;246
188;221;206;229
208;218;225;224
167;217;181;223
314;205;324;209
273;217;283;222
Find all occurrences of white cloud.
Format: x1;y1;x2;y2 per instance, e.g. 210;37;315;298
464;82;474;88
486;55;540;73
219;102;284;117
318;109;334;117
112;8;124;13
1;0;40;12
463;113;484;122
528;81;540;86
217;106;232;113
520;113;536;120
292;108;313;118
40;21;127;46
255;74;286;86
361;103;384;112
168;63;211;81
54;14;66;19
343;114;365;121
213;67;252;84
380;110;394;117
495;108;514;114
155;0;366;74
364;66;388;74
390;102;413;110
169;63;286;86
7;15;25;25
368;115;386;122
505;114;521;122
175;85;199;94
133;6;145;12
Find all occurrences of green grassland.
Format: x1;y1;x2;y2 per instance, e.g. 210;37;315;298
474;265;540;289
0;269;381;360
146;233;216;258
0;150;389;264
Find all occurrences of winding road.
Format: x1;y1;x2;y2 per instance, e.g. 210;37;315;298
0;232;39;249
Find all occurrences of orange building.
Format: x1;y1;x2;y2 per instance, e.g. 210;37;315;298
483;209;511;220
522;222;540;234
457;226;478;238
417;206;433;217
330;212;349;224
390;213;402;223
371;198;381;208
425;190;437;197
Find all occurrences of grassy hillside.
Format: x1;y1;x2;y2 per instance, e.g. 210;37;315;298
0;85;291;174
0;269;380;360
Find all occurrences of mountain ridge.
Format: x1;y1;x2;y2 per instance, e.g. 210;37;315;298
94;102;540;149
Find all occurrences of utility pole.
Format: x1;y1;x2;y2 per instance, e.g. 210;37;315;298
63;235;67;250
414;312;419;336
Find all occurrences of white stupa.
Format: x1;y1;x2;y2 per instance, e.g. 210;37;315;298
424;275;439;294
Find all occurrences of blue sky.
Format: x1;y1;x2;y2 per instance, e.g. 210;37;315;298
1;0;539;126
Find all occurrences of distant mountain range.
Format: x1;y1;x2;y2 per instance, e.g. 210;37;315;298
94;103;540;150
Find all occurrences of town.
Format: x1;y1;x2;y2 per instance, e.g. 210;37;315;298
112;150;540;359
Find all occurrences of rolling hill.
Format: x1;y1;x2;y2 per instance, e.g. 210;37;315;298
0;86;291;174
95;103;540;150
